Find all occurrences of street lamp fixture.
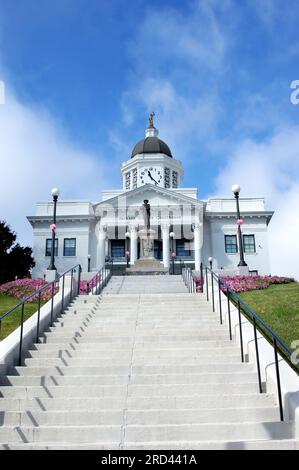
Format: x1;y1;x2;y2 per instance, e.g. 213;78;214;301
232;184;247;267
208;256;213;270
48;187;60;270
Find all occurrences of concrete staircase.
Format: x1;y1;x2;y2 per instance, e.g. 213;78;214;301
0;275;297;449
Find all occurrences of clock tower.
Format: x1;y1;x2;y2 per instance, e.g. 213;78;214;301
121;114;184;190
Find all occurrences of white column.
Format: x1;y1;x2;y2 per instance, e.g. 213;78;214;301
162;224;170;268
98;226;107;269
194;222;203;271
130;226;138;265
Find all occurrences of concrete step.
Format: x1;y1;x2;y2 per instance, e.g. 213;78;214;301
0;372;259;387
0;393;276;412
26;347;241;359
26;346;240;357
0;425;122;444
12;362;254;376
124;421;292;442
38;337;236;346
22;355;244;367
29;340;238;350
1;440;298;450
0;407;279;427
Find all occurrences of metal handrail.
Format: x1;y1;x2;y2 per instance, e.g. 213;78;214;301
204;266;298;421
87;262;112;295
0;264;81;366
182;266;196;293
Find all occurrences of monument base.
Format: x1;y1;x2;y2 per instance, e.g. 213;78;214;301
126;259;168;275
138;228;155;260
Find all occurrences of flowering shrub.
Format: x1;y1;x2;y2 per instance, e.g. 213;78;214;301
193;275;203;293
0;278;58;302
79;273;101;294
191;274;294;294
220;275;294;293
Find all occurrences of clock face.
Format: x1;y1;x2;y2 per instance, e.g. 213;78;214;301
140;167;162;186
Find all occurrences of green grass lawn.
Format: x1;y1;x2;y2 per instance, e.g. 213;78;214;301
0;294;44;341
239;282;299;349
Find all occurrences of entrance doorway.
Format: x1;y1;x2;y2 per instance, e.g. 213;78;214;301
154;240;163;260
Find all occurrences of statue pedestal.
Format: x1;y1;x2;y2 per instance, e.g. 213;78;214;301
138;229;155;260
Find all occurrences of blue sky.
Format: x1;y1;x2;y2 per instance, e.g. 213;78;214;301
1;0;299;276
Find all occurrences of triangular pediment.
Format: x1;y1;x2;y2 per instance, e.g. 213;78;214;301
94;185;203;210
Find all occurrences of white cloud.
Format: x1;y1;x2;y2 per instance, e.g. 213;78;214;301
0;88;111;246
214;126;299;279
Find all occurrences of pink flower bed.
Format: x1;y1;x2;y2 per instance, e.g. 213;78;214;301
79;274;101;294
192;274;294;294
0;278;58;303
221;275;294;293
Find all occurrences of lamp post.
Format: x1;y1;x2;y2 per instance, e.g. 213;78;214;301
87;254;91;272
208;256;213;270
170;231;175;275
48;188;60;271
232;184;247;267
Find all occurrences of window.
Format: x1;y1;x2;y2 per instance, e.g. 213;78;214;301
45;238;58;257
63;238;76;256
225;235;238;254
111;240;125;258
243;234;256;253
176;239;191;257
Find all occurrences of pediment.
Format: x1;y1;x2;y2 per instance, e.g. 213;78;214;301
94;185;203;211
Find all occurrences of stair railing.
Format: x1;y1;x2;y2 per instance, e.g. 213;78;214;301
86;261;112;295
204;266;299;422
182;266;196;293
182;263;204;293
0;264;81;366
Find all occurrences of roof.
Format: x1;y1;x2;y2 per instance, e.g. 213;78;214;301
131;136;172;158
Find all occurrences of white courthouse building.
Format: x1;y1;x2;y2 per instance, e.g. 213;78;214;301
28;116;273;278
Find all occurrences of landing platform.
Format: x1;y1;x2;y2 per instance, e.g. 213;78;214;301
126;259;168;275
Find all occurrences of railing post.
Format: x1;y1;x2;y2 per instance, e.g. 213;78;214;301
218;278;223;324
77;265;81;296
200;262;203;293
211;273;215;312
227;294;232;341
205;267;209;301
273;338;284;421
36;291;41;343
238;300;244;363
18;303;25;366
253;317;263;394
70;269;73;300
61;274;65;314
50;281;54;326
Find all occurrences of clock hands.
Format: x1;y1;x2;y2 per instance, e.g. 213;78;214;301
147;170;158;185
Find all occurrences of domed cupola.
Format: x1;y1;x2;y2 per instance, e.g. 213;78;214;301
131;113;172;158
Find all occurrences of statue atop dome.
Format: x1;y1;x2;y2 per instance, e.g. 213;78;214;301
149;112;155;128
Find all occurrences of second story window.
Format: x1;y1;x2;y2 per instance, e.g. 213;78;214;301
45;238;58;257
243;234;256;253
63;238;76;256
225;235;238;254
